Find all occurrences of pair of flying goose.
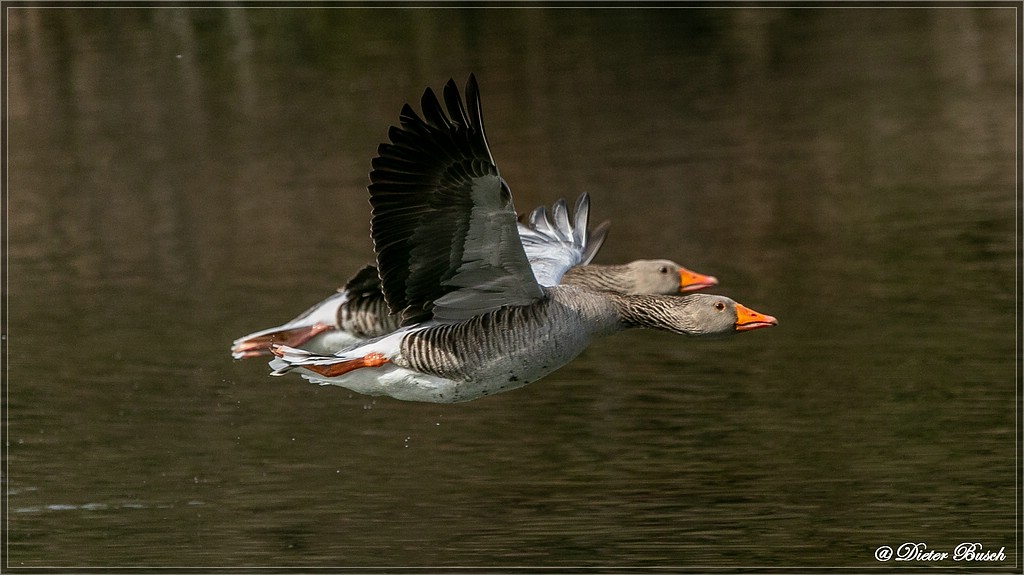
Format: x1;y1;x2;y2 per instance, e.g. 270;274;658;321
232;75;777;403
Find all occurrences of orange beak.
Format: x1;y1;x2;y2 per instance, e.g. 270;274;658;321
734;303;778;331
679;267;719;292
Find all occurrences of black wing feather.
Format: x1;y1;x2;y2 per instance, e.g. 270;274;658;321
340;264;384;300
369;74;542;325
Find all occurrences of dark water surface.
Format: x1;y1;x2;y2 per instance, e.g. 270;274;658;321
5;7;1019;570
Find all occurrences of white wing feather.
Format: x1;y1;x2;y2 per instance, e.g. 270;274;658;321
518;193;609;287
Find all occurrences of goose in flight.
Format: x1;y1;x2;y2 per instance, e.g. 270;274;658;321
231;196;718;359
269;75;776;403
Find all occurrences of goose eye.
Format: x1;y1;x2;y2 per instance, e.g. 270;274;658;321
714;301;726;311
659;266;669;274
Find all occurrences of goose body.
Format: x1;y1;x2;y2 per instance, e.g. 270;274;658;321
272;285;770;402
273;287;607;402
232;265;395;358
268;75;776;402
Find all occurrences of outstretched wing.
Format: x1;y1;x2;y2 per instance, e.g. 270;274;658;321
517;193;611;287
369;74;543;325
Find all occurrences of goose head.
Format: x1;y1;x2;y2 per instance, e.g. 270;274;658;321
623;259;719;294
616;293;777;336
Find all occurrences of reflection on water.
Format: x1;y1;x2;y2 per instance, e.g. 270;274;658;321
6;7;1018;569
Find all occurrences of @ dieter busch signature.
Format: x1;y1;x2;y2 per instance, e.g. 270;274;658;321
875;542;1006;562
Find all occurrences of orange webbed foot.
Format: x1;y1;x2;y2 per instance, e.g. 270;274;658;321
232;323;335;358
304;352;391;377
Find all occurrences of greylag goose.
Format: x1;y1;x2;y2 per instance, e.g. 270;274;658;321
230;198;717;359
268;75;776;403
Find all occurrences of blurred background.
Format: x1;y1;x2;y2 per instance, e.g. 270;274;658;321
5;6;1017;569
